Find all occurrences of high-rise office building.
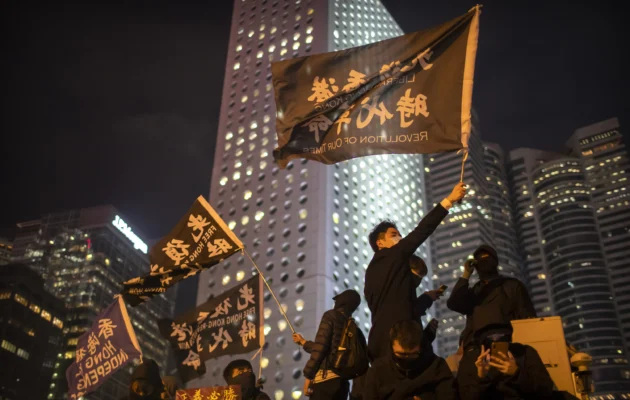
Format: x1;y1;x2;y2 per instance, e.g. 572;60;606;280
507;117;630;397
0;264;66;400
566;118;630;358
13;206;176;400
483;142;525;281
196;0;431;398
0;237;12;265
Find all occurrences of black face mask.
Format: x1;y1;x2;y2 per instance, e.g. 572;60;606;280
392;353;425;377
411;273;423;288
228;371;257;399
475;258;498;279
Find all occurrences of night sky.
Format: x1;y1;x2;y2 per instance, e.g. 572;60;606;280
2;0;628;240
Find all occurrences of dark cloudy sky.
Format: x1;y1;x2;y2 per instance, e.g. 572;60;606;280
2;0;628;240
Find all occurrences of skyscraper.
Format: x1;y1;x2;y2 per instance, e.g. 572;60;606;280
565;118;630;358
0;264;66;400
506;118;630;397
197;0;431;398
0;237;12;265
13;206;176;400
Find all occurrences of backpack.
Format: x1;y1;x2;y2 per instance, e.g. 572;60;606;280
331;317;369;379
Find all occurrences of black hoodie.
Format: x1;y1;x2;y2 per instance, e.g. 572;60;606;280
127;359;163;400
363;343;455;400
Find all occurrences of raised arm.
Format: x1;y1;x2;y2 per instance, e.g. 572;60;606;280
395;183;467;257
446;260;476;315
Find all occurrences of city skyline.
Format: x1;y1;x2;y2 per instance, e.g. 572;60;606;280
2;0;627;240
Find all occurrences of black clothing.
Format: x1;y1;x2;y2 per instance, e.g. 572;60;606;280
311;378;350;400
457;342;554;400
446;276;536;348
413;292;434;320
128;359;163;400
364;204;449;360
364;344;455;400
334;289;362;317
303;309;353;379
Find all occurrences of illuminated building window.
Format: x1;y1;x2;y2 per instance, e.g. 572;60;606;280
1;340;17;353
0;291;10;300
222;275;231;286
30;303;41;313
53;317;63;329
64;351;75;359
233;62;240;70
17;348;30;360
14;293;28;307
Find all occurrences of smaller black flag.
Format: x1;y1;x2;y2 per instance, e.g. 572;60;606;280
159;275;264;383
122;196;243;306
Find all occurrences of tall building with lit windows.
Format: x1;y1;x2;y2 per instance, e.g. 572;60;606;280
507;146;630;397
12;206;175;400
565;118;630;359
197;0;433;398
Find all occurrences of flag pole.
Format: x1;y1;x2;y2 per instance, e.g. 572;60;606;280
242;249;296;334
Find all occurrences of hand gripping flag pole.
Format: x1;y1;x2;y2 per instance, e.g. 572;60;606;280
242;249;296;334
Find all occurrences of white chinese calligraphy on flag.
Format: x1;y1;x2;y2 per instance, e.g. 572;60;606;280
158;275;264;383
122;196;243;306
271;6;481;168
66;296;142;399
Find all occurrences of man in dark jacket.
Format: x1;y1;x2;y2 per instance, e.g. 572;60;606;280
364;182;466;361
223;359;270;400
457;323;555;400
446;244;536;349
364;320;455;400
292;289;363;399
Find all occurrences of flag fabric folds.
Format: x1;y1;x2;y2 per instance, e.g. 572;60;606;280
271;7;480;168
122;196;243;306
159;275;264;382
66;296;142;399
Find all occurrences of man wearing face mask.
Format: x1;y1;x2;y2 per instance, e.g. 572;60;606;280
446;244;536;350
457;323;555;400
364;320;455;400
410;255;442;344
364;183;467;363
124;359;165;400
293;289;364;399
223;360;270;400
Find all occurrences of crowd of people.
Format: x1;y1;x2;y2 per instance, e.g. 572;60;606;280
291;182;569;400
125;182;567;400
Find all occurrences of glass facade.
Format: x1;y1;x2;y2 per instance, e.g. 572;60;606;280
566;118;630;359
197;0;428;398
13;206;175;400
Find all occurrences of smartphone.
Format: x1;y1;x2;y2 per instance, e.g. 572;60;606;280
491;341;509;358
437;284;448;293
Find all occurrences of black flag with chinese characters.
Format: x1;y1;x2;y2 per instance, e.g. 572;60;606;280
121;196;243;306
158;275;264;383
271;7;480;168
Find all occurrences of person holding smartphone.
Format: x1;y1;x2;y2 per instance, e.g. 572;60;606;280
457;323;554;400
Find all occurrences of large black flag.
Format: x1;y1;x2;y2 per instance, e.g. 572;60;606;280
159;275;264;382
271;7;480;168
122;196;243;306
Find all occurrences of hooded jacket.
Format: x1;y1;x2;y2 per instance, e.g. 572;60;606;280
364;204;449;360
126;359;163;400
457;342;555;400
302;290;363;380
363;343;455;400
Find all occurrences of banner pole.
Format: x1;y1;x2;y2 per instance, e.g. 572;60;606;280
242;250;296;334
458;148;469;183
